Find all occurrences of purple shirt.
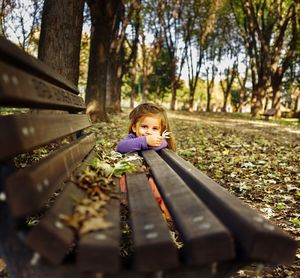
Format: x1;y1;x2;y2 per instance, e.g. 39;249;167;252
116;133;168;154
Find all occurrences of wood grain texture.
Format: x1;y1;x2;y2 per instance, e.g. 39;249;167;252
5;133;96;218
0;61;85;111
142;150;235;265
0;113;92;160
160;148;298;264
126;172;178;271
0;36;78;94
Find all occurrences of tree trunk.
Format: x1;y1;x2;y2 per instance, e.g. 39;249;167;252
106;54;121;113
188;91;195;112
142;79;150;102
38;0;84;85
206;83;212;112
129;65;137;108
85;0;119;122
250;87;264;116
106;0;124;113
170;56;177;110
272;88;282;118
291;93;300;114
222;92;229;112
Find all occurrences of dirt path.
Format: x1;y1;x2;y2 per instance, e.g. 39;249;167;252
168;111;300;145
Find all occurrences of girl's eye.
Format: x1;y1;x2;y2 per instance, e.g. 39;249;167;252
153;127;159;131
141;125;148;129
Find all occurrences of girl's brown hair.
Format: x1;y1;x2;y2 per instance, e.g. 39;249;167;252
128;103;176;151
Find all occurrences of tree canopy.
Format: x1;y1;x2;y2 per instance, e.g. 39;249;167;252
1;0;299;121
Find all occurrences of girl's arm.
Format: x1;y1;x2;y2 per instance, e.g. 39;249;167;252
116;134;168;153
116;134;148;153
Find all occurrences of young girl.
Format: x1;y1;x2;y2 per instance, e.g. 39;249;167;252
117;102;175;153
117;103;175;220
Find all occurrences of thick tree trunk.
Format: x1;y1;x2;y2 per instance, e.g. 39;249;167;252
85;0;119;122
106;48;122;113
188;92;194;112
272;88;282;117
38;0;84;85
250;87;264;116
271;73;284;117
106;57;119;113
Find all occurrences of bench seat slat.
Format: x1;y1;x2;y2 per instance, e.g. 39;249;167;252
5;133;96;218
0;61;85;110
0;36;78;94
126;172;179;271
77;196;121;272
160;149;298;264
0;113;92;160
26;182;84;265
142;150;235;265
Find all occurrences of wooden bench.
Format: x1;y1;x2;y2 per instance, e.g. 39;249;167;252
260;108;275;120
0;37;298;277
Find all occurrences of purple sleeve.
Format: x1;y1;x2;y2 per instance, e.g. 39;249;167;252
116;134;148;153
116;134;168;153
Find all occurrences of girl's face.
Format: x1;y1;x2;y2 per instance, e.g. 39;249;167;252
132;115;162;137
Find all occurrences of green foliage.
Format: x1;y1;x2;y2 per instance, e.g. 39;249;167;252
113;160;136;175
289;218;300;227
149;47;173;101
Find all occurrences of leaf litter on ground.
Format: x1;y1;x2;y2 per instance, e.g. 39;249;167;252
104;110;299;278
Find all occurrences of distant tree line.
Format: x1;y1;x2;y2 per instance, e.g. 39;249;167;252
1;0;299;121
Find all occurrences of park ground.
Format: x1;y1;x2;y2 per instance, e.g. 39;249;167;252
97;110;300;278
0;110;299;277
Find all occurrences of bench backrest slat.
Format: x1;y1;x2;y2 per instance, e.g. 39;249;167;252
26;149;97;265
0;61;85;111
0;37;78;94
142;150;235;265
160;149;298;264
6;133;96;218
126;172;179;272
0;114;91;160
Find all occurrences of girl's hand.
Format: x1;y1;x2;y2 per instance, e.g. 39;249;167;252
146;134;163;147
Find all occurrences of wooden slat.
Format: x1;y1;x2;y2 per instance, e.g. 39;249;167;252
0;61;85;110
126;172;178;271
26;182;85;265
160;149;298;264
0;36;78;94
77;194;121;272
25;149;97;265
142;150;235;265
5;133;96;218
0;113;91;160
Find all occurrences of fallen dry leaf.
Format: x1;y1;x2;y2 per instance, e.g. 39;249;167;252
79;216;113;235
